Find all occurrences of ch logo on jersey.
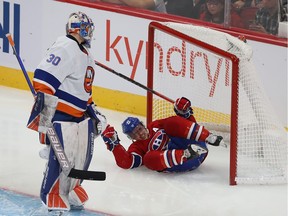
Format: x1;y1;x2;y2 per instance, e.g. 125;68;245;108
84;66;95;93
148;129;169;151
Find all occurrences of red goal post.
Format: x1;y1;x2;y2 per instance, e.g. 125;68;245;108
147;22;287;185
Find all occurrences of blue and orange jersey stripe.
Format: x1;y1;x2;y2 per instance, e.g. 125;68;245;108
33;70;91;118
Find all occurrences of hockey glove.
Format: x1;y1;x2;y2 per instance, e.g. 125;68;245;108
174;97;193;119
101;125;120;151
86;103;107;136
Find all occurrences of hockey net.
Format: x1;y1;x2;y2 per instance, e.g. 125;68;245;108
147;22;287;185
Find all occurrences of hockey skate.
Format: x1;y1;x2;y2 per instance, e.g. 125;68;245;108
191;144;208;155
185;144;208;160
205;134;224;147
48;209;66;216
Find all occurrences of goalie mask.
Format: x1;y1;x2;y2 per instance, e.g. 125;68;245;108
122;117;149;140
66;11;94;48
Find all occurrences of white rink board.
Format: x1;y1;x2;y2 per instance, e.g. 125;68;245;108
0;0;287;127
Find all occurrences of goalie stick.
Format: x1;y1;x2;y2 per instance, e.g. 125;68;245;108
6;33;106;181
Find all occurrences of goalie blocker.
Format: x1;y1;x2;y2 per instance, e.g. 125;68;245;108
27;91;58;133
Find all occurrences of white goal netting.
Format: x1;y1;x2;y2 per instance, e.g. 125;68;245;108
147;22;287;185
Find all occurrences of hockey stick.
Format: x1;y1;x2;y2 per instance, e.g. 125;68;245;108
95;61;227;148
95;61;174;103
6;33;106;181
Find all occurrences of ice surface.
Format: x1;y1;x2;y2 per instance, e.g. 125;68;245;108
0;86;287;216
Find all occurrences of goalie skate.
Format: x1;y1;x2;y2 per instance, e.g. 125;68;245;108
47;210;65;216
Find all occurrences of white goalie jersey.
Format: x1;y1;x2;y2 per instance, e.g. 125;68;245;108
33;35;96;118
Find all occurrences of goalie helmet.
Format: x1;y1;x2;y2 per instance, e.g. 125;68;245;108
66;11;94;48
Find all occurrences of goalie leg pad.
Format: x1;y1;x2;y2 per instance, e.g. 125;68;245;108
68;185;89;207
58;119;94;170
77;118;95;171
57;119;94;188
42;177;71;211
40;123;71;210
40;119;94;210
46;193;70;211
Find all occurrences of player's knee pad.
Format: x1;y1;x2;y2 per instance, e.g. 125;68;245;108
68;185;89;206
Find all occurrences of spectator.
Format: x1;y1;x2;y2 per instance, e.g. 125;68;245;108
164;0;206;19
100;0;167;12
232;0;263;11
249;0;282;35
232;0;251;11
199;0;244;28
251;0;264;8
280;0;288;21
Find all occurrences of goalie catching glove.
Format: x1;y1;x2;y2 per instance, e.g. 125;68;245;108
174;97;193;119
101;125;120;151
85;102;107;136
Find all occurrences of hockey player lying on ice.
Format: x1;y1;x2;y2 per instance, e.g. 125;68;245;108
101;97;223;172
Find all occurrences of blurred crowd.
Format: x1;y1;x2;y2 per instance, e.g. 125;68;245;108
92;0;288;36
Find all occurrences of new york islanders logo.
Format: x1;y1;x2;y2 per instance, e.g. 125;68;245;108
84;66;95;93
148;129;169;151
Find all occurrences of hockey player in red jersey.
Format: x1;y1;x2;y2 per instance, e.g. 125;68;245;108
101;97;223;172
28;12;107;213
